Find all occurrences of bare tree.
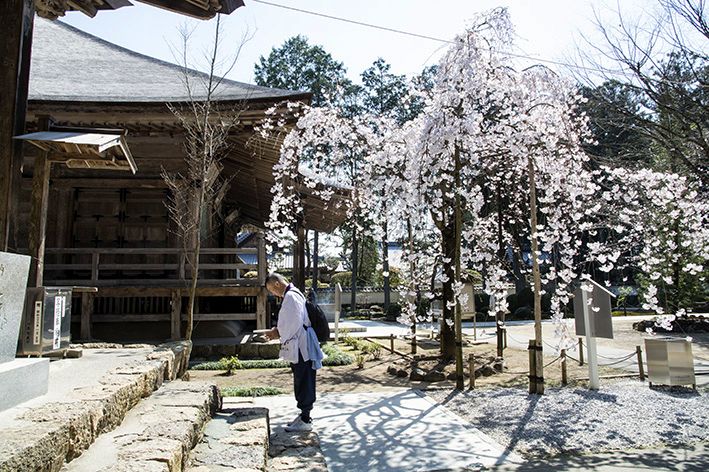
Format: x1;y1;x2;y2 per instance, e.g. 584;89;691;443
575;0;708;183
162;16;250;340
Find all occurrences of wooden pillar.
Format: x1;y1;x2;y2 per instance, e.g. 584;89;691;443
170;289;181;340
311;230;319;299
293;223;305;290
80;292;94;340
257;233;267;285
28;115;53;287
256;287;267;330
0;0;34;251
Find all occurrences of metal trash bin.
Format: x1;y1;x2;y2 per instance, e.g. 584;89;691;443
645;337;696;388
18;287;73;356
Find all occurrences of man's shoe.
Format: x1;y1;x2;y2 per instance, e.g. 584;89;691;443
284;417;313;432
286;414;301;427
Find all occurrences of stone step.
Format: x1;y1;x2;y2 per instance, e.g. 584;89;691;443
187;407;270;472
268;429;329;472
62;381;220;472
0;341;192;472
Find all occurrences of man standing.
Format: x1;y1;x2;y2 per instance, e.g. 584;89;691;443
264;272;323;432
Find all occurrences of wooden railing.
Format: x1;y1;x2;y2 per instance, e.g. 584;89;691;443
42;242;267;287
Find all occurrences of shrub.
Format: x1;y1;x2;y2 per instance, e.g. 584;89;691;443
221;386;284;397
330;271;352;287
322;343;354;366
355;353;366;369
221;356;242;376
386;303;402;321
305;279;330;289
361;341;382;360
191;344;354;370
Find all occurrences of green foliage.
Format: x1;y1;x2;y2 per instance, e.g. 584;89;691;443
191;344;353;371
331;271;352;287
305;279;330;289
385;303;402;321
321;343;354;366
373;266;404;288
254;35;351;108
220;356;242;376
355;353;366;369
220;386;284;397
359;58;410;123
360;341;383;360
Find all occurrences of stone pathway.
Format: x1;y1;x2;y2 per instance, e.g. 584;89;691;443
253;389;522;472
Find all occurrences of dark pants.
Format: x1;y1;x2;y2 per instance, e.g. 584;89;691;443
291;352;316;422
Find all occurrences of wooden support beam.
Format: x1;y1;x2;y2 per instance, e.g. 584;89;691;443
257;233;267;285
293;223;306;290
170;290;181;340
28;115;53;287
80;292;94;340
256;287;267;330
0;0;34;251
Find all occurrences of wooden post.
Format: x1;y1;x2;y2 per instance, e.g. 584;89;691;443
80;292;94;340
312;230;319;300
91;252;100;283
636;345;645;381
453;145;464;390
503;328;507;349
528;339;537;394
390;333;395;353
170;290;181;340
0;0;34;251
334;282;341;342
468;353;475;389
527;156;544;395
496;325;504;358
293;223;305;291
28;115;53;287
257;233;267;285
561;348;568;386
578;337;584;366
412;335;417;355
581;285;600;390
256;287;267;330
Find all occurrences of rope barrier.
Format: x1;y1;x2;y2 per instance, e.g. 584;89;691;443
544;356;563;368
596;352;637;366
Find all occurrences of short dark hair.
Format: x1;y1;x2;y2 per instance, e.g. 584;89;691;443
265;272;288;285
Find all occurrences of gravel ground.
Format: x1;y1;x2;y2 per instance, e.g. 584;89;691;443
427;380;709;458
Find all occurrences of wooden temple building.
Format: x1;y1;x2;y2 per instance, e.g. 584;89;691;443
3;14;346;342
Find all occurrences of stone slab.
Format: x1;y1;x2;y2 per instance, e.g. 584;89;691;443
0;251;31;362
254;390;523;472
187;407;269;471
64;381;220;472
0;357;49;410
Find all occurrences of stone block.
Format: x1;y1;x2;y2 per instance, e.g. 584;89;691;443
237;343;261;359
214;344;236;357
0;358;49;411
257;342;281;359
0;251;31;363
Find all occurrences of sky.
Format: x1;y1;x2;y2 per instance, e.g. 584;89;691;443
58;0;658;87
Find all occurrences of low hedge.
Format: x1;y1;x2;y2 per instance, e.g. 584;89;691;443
220;386;284;397
191;343;353;370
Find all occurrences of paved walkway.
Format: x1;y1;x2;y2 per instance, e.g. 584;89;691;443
253;389;522;472
0;347;152;428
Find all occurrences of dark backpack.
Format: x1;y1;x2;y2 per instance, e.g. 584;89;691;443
290;288;330;343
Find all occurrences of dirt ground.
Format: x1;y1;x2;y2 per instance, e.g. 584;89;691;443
189;337;631;394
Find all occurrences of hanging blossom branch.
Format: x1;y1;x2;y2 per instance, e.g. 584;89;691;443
258;103;380;251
